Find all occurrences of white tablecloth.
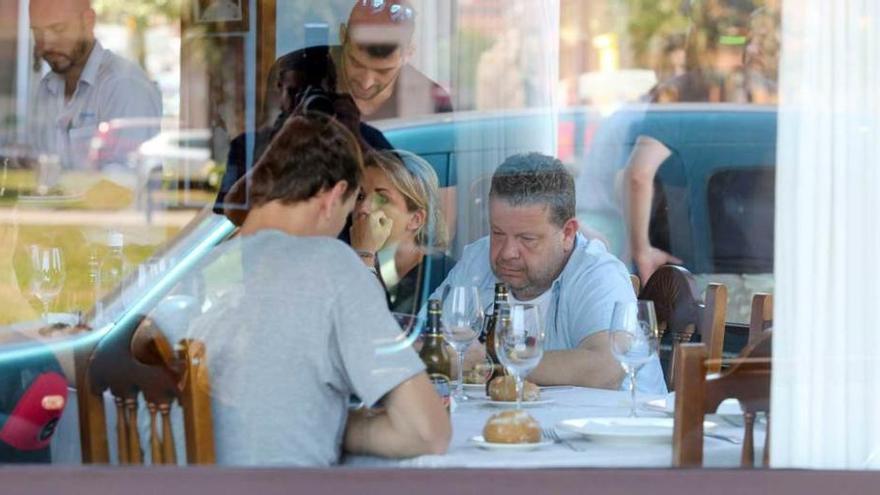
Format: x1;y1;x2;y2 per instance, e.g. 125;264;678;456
344;387;765;469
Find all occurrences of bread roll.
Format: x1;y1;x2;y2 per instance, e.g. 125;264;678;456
488;375;540;402
483;410;541;444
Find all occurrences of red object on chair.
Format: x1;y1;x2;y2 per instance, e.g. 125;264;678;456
0;372;68;451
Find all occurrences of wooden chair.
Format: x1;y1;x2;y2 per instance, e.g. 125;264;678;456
672;331;772;468
75;317;215;464
638;265;727;389
748;293;773;345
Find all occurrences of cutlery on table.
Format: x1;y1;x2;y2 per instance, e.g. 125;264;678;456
542;427;585;452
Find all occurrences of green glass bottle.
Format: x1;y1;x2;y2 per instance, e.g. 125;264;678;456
484;283;508;394
420;299;452;410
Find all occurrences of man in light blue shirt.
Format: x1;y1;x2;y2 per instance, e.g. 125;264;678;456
28;0;162;171
431;152;666;394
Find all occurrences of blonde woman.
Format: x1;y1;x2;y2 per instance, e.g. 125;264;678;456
350;150;451;315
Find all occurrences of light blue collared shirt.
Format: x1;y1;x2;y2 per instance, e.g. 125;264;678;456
28;40;162;170
429;233;667;394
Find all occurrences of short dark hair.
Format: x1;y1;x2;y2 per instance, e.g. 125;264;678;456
275;46;337;95
489;153;575;227
225;115;363;224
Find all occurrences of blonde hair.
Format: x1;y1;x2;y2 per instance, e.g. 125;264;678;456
364;150;448;250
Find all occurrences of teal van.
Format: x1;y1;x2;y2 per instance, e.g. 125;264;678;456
378;103;777;278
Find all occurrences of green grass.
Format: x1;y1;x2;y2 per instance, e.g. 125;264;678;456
3;223;189;326
1;170;217;325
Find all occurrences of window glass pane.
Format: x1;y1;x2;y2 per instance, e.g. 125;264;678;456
11;0;870;474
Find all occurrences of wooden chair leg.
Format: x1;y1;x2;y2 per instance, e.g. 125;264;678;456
160;404;177;465
125;398;143;464
741;412;756;468
763;413;770;468
115;397;129;464
75;348;109;464
148;403;162;464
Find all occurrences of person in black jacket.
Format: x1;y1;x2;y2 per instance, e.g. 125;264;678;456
213;46;392;221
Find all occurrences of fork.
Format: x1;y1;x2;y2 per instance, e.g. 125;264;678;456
542;427;584;452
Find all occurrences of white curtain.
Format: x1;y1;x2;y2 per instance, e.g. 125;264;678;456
408;0;454;89
451;0;560;256
771;1;880;469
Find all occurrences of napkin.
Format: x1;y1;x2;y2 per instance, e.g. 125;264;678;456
645;392;742;416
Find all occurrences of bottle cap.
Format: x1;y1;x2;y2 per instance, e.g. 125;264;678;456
108;232;124;248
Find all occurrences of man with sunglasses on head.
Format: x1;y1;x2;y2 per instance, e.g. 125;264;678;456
27;0;161;171
331;0;452;120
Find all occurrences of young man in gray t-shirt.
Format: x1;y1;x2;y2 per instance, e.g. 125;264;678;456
168;114;450;466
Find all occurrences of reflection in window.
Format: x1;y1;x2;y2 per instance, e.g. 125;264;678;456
0;0;805;473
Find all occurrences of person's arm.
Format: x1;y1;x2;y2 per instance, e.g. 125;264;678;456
624;135;682;282
344;373;451;458
333;249;450;458
526;331;625;389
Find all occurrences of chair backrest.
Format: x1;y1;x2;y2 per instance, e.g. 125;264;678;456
638;265;728;388
748;293;773;345
75;317;215;465
672;332;772;468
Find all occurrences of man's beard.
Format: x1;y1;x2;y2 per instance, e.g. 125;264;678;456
43;39;90;74
349;82;386;102
492;248;571;300
493;262;555;300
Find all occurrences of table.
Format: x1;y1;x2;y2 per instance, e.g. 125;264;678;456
345;387;765;469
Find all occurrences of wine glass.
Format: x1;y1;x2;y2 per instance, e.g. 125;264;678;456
28;245;66;323
494;303;545;409
441;285;484;403
609;300;659;417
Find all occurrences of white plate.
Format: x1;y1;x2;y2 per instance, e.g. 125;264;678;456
461;384;570;395
461;383;488;391
557;417;717;442
17;194;83;205
645;392;741;416
484;399;555;408
469;435;554;451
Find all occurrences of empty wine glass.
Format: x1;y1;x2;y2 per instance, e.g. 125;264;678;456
609;300;659;417
28;245;66;323
441;285;484;403
494;303;545;409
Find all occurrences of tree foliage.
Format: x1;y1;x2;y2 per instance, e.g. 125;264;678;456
625;0;690;66
92;0;181;25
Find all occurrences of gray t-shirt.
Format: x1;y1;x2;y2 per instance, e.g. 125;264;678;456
169;230;425;466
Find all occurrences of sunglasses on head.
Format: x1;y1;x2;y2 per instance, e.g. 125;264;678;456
360;0;414;22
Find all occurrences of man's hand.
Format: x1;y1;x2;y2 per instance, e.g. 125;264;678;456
350;210;393;254
634;246;682;284
344;373;451;458
449;341;488;379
